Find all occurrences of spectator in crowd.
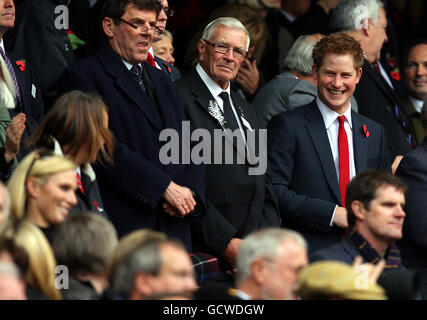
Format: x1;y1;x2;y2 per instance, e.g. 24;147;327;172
311;169;419;299
109;229;167;281
184;4;270;102
110;238;197;300
0;237;28;300
149;0;181;80
400;39;427;147
176;17;280;275
152;30;176;65
268;33;389;255
330;0;413;165
0;219;62;299
233;228;308;300
5;0;75;109
57;0;206;251
253;34;321;128
53;212;118;300
0;181;10;224
395;102;427;299
310;169;406;265
7;149;77;242
26;90;114;217
0;0;44;182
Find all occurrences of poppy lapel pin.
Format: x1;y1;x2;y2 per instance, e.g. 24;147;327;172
16;59;26;71
363;124;370;138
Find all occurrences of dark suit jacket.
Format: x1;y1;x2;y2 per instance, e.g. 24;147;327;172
175;69;280;258
57;45;205;251
395;138;427;292
0;51;44;181
310;237;358;264
354;59;413;159
267;101;390;253
154;55;181;82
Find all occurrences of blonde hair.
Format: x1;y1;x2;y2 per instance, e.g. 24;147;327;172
0;219;62;300
7;149;77;220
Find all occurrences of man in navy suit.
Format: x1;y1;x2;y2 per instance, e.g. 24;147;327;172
395;104;427;298
268;33;390;254
0;0;44;181
57;0;205;251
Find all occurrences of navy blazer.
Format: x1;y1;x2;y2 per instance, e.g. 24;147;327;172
310;237;358;264
267;100;390;253
57;45;205;250
0;52;44;181
395;138;427;292
355;59;412;159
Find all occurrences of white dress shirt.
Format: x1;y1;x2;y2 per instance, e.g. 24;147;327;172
196;63;246;139
316;97;356;225
408;95;424;113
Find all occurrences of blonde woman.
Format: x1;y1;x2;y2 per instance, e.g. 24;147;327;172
0;219;62;300
7;149;77;242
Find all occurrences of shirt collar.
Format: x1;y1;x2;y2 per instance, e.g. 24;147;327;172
280;9;295;22
316;97;353;130
408;95;424;114
121;59;141;71
196;62;231;98
0;40;4;53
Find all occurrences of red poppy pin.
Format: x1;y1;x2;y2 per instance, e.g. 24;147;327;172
363;124;370;138
390;70;400;81
16;59;25;72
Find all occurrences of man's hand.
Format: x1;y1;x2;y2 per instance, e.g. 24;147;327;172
391;155;403;175
235;58;259;96
352;255;385;284
225;238;243;268
333;206;348;229
163;181;196;217
4;113;26;163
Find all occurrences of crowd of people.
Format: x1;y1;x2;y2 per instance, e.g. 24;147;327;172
0;0;426;300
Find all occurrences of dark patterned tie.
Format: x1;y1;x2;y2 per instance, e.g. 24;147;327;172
130;64;145;91
219;91;239;131
0;47;22;106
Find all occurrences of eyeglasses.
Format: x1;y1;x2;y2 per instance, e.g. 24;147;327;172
203;39;247;60
118;18;157;33
162;7;174;18
24;149;55;184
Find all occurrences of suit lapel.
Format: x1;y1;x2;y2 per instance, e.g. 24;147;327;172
96;46;163;130
352;112;368;172
305;102;341;204
189;70;248;160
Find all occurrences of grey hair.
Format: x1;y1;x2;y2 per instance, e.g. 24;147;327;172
163;29;173;42
284;35;319;75
329;0;384;33
235;228;307;285
111;239;186;299
202;17;250;52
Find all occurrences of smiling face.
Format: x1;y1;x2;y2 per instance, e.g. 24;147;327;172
28;170;78;228
313;52;362;114
198;25;248;90
405;44;427;101
103;3;157;65
0;0;14;37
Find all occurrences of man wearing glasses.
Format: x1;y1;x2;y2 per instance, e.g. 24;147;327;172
147;0;181;81
57;0;206;252
176;17;280;278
